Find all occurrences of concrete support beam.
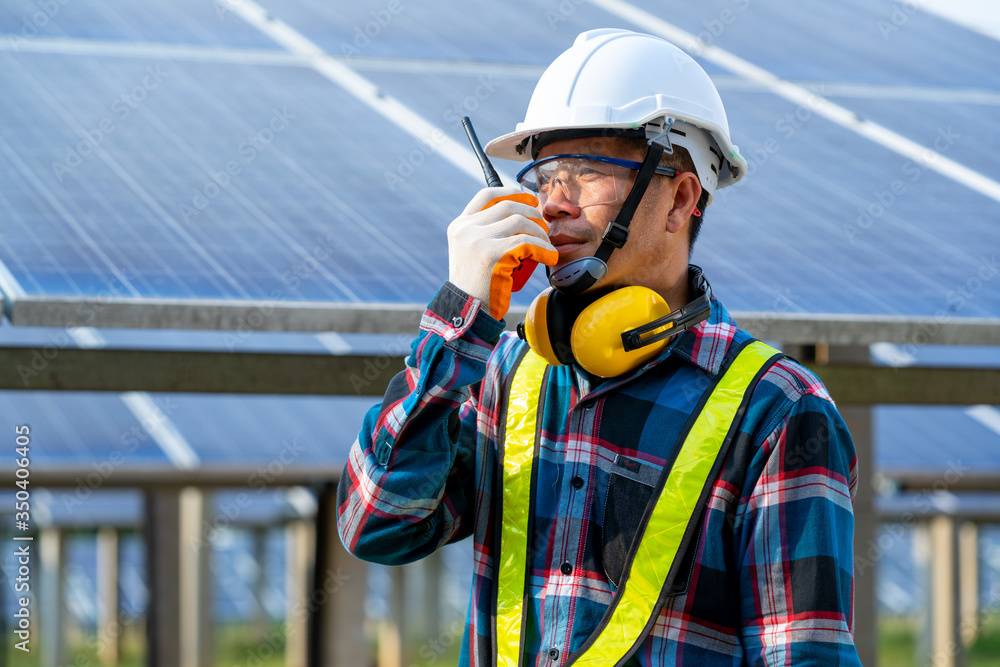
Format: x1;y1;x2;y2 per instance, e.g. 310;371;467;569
9;295;1000;345
959;522;979;648
145;487;212;667
843;399;876;667
308;484;370;667
794;344;876;667
420;550;443;644
196;490;214;667
39;527;67;667
4;346;1000;404
285;519;313;667
96;526;120;666
253;527;269;639
925;516;964;667
379;566;406;667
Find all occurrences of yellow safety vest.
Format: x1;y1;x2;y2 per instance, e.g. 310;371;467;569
495;340;782;667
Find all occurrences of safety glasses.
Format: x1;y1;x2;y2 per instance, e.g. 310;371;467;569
516;154;677;208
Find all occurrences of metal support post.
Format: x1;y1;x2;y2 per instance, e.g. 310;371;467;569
145;486;212;667
925;515;964;667
285;519;314;667
39;527;67;667
97;526;120;665
959;521;979;648
308;483;370;667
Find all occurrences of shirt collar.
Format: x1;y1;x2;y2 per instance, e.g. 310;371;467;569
665;294;740;376
576;269;742;394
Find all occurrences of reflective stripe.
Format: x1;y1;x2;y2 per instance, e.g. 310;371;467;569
573;339;779;665
496;349;548;667
496;340;780;666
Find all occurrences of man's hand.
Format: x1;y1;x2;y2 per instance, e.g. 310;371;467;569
448;187;558;321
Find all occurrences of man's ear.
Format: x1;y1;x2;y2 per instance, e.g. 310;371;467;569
666;172;702;233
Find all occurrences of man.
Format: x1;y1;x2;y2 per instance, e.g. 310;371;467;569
338;29;860;666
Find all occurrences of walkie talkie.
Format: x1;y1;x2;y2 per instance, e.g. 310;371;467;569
461;116;537;292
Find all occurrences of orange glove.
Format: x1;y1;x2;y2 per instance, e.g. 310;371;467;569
448;187;559;321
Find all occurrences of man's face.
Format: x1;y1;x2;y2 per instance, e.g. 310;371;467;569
534;136;689;293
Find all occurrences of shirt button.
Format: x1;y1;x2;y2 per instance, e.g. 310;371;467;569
451;316;464;327
549;648;560;661
570;476;584;489
560;562;572;575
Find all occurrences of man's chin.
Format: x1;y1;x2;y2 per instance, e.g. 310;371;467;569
554;248;592;267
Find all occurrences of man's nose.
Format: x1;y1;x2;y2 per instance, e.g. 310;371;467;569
541;180;582;222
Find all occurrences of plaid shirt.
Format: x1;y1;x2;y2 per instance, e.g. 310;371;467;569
337;280;861;666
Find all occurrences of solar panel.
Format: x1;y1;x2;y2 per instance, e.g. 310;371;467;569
0;0;280;48
824;96;1000;181
0;389;366;480
0;0;996;330
0;0;997;483
0;391;169;465
876;405;1000;473
247;0;607;65
0;11;998;667
0;52;465;305
621;0;1000;89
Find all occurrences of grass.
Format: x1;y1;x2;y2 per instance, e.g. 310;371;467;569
4;622;146;667
214;622;287;667
969;614;1000;667
879;613;1000;667
3;614;997;665
879;614;917;666
2;621;288;667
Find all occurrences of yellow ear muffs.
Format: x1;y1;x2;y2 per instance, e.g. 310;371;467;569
524;286;681;376
570;286;674;378
523;287;577;367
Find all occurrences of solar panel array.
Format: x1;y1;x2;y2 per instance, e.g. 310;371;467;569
0;1;997;479
1;2;999;650
0;0;997;321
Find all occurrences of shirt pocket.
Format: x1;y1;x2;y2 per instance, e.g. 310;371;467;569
600;455;657;588
600;454;700;596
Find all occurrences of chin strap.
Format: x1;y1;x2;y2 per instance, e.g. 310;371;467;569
549;139;667;296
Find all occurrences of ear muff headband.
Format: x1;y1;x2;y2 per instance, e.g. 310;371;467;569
545;289;577;365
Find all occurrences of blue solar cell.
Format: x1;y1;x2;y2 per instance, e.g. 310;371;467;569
64;532;100;626
157;393;370;464
696;91;1000;318
823;97;1000;184
616;0;1000;89
0;0;280;49
0;489;140;532
0;391;170;467
251;0;607;66
211;488;309;524
875;405;1000;473
210;527;288;622
0;52;476;304
894;345;1000;368
871;523;919;614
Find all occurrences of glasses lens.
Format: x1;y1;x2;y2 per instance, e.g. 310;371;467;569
518;157;636;208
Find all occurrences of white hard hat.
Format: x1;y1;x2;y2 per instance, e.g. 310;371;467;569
485;28;746;205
